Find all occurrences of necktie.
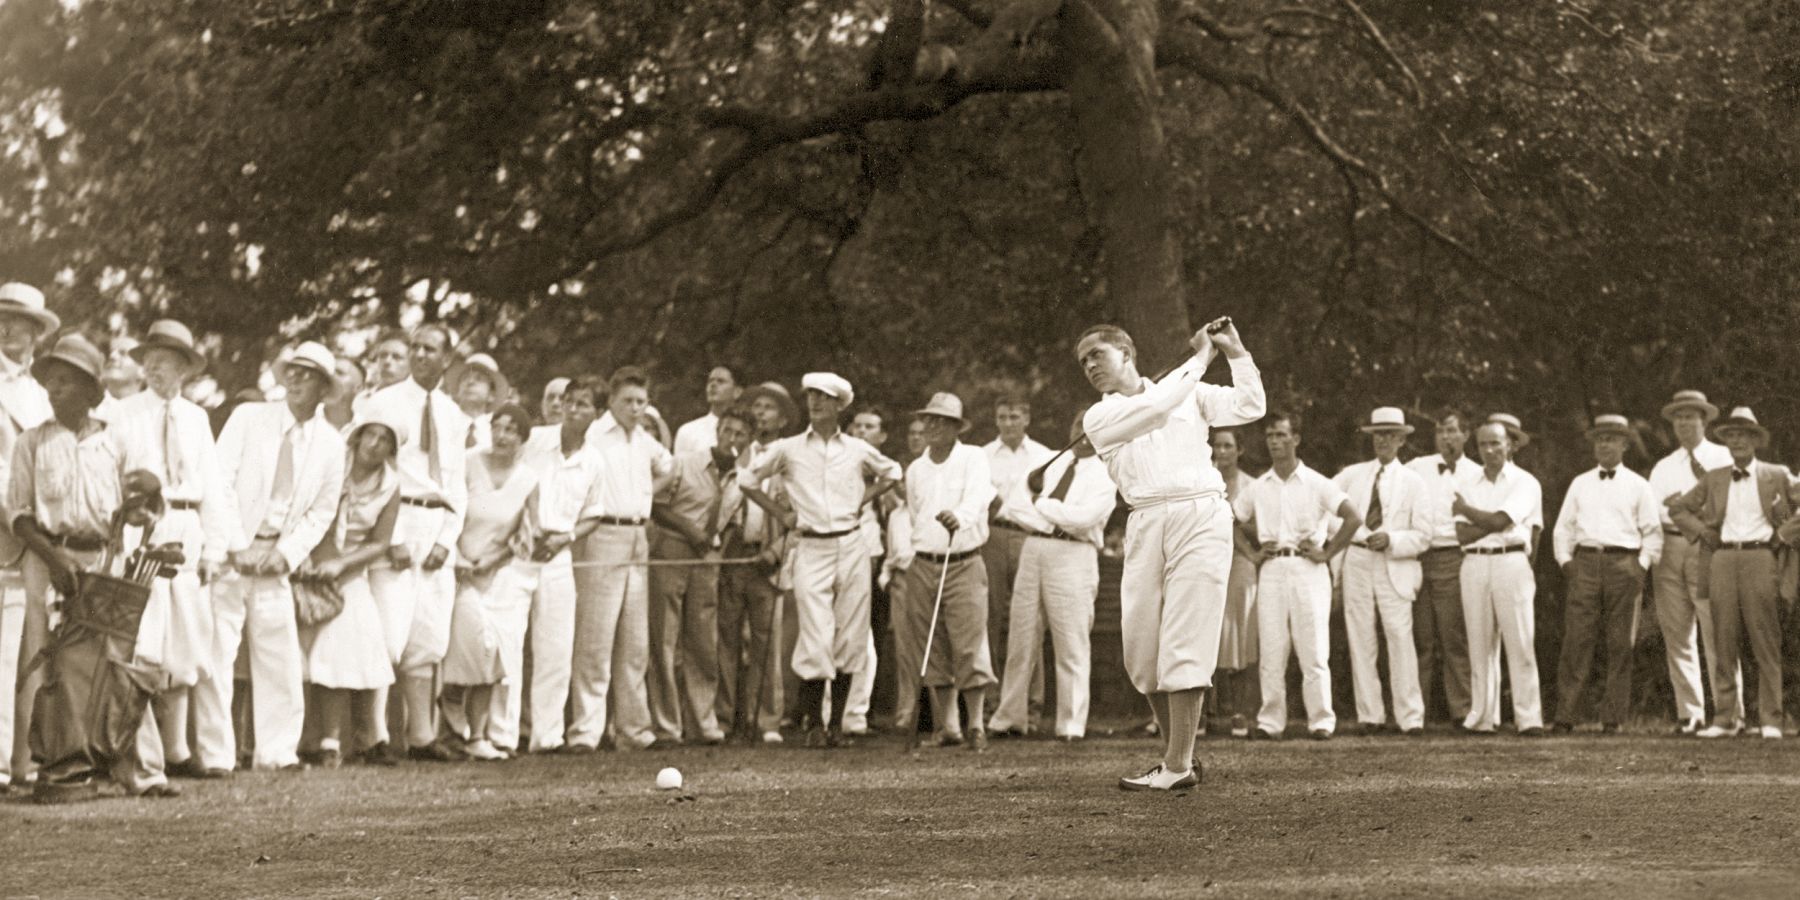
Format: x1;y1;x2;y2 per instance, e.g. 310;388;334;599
466;421;477;449
1689;452;1707;481
1048;460;1078;501
1732;468;1749;482
1365;466;1383;530
1599;468;1616;480
1438;461;1451;475
163;400;181;490
269;423;297;522
420;394;441;482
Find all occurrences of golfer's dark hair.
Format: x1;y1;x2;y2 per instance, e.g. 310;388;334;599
565;374;607;409
996;396;1031;414
1265;410;1302;435
854;404;890;432
1433;407;1470;431
608;366;650;394
1210;426;1240;448
1077;325;1135;358
410;322;456;350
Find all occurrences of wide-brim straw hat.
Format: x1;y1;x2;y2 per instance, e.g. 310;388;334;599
129;319;205;371
912;391;971;433
743;381;798;423
1486;412;1531;449
1660;389;1719;424
446;353;510;401
1358;406;1415;435
30;333;105;391
0;282;61;334
1585;413;1632;441
276;341;339;391
1711;406;1769;445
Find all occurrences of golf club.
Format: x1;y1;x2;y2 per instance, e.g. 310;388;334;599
918;520;958;679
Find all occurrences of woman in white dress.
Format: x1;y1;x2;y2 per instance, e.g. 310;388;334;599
441;404;538;761
297;414;406;767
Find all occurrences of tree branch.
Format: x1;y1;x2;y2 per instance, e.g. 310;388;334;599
1335;0;1423;105
938;0;994;29
1157;26;1554;306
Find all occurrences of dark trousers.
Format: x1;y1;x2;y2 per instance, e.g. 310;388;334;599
1708;548;1783;727
1414;547;1472;721
715;558;779;735
1555;551;1642;726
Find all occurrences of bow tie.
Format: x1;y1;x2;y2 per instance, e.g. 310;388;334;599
1438;462;1451;475
1598;469;1616;480
1732;468;1751;482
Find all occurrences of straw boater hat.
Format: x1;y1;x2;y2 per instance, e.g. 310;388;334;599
913;392;972;433
801;372;854;407
129;319;205;372
0;282;60;334
30;333;104;390
1711;406;1769;446
1486;412;1531;449
742;381;797;423
276;341;339;390
446;353;510;401
1585;414;1632;441
1358;407;1414;434
1660;389;1719;424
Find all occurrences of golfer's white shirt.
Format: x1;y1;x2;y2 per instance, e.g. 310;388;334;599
739;427;901;534
1083;354;1265;506
1246;462;1346;550
984;437;1052;515
1454;462;1541;550
1552;466;1662;569
524;426;606;534
1722;460;1774;543
1406;454;1480;549
586;411;675;520
674;412;719;456
1647;441;1732;527
365;377;470;548
1020;455;1117;549
905;442;993;555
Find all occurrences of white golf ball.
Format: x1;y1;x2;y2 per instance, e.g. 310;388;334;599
655;767;683;791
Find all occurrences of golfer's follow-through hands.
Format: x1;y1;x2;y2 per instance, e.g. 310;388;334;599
1189;316;1248;362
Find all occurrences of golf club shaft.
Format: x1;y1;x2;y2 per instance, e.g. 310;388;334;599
919;523;958;680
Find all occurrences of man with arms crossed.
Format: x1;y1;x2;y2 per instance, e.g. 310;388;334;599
1078;319;1263;791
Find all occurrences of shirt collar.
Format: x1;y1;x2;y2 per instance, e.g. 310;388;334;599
806;426;843;444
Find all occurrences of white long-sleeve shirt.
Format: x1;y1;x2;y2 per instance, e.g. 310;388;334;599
109;389;236;564
1552;465;1663;570
997;454;1117;549
0;356;51;563
905;442;994;555
984;436;1052;519
586;411;675;519
364;377;469;550
215;402;346;570
1406;453;1480;549
1083;354;1264;506
1246;462;1346;550
1454;462;1541;550
740;427;902;534
1647;440;1732;528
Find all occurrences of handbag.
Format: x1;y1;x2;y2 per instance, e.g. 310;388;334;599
292;574;346;627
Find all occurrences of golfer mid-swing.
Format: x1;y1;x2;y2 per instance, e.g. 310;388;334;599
1077;319;1264;791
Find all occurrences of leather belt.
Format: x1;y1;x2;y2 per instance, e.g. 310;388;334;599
1663;526;1685;536
799;528;855;539
47;533;107;552
597;515;647;527
1423;545;1463;555
1575;545;1637;555
992;519;1032;534
1266;548;1304;559
1719;541;1775;552
1032;528;1086;544
1465;545;1526;556
402;496;450;510
916;547;981;565
253;530;282;541
168;499;200;512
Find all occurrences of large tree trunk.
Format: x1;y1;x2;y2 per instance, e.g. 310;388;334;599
1061;0;1192;370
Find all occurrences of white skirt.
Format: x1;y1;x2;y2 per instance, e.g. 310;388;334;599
443;561;537;686
304;573;396;690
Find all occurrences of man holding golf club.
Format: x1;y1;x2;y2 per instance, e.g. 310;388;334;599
898;392;997;753
1076;318;1264;792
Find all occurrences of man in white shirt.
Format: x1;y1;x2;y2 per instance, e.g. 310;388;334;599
570;366;674;751
362;324;469;760
1646;390;1738;733
108;320;235;778
1405;410;1479;727
200;342;346;770
0;282;55;791
1551;414;1662;734
1452;421;1545;736
981;397;1052;730
1669;407;1793;739
987;415;1117;740
844;405;895;735
740;372;901;747
1078;319;1263;791
1332;408;1431;735
515;375;606;753
895;393;997;751
673;365;744;456
1244;411;1361;741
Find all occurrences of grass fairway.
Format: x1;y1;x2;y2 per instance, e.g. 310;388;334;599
4;731;1798;898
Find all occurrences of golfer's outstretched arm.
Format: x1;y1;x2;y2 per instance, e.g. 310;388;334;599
1083;355;1209;456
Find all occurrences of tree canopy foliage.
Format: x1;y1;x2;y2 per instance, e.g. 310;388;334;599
1;0;1796;483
